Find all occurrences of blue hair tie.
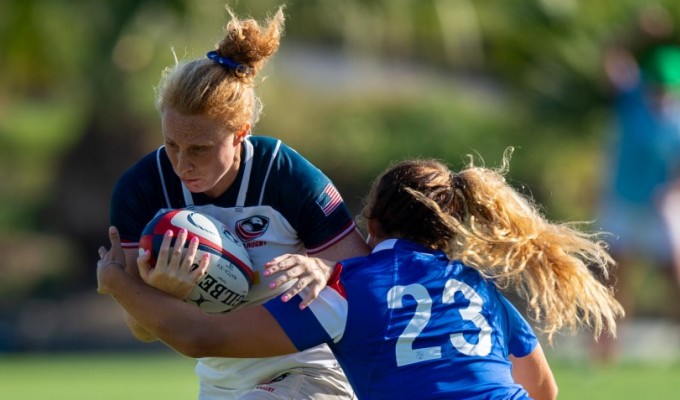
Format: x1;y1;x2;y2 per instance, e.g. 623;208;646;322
206;51;251;76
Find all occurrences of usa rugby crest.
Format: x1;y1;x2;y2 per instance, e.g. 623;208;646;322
235;216;270;242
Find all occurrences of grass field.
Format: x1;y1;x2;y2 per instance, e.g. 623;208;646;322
0;351;678;399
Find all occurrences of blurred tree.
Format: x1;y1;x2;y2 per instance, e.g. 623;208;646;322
0;0;188;294
274;0;680;219
283;0;680;121
2;0;680;303
43;0;189;290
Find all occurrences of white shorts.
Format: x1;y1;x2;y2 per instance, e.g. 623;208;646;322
198;366;355;400
660;182;680;262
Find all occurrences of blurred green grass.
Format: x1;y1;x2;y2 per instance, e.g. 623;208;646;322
0;351;197;400
0;351;678;400
552;361;680;399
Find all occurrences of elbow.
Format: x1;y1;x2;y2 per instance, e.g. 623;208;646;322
124;314;157;343
131;330;157;343
169;331;206;358
176;345;209;359
549;383;559;400
545;375;558;400
534;381;558;400
157;326;221;359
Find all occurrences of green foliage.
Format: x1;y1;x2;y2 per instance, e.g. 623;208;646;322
0;97;84;229
2;0;680;311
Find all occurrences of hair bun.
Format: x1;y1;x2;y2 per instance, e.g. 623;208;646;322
206;51;252;77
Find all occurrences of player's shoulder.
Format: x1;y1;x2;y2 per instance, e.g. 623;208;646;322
249;135;309;161
249;135;326;191
248;136;295;170
112;147;173;206
248;135;285;155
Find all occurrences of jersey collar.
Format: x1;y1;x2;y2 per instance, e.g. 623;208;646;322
371;238;398;253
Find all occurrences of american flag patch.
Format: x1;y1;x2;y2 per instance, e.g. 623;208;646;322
316;183;343;216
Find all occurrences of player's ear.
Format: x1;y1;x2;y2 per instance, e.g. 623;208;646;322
366;219;383;249
233;124;250;145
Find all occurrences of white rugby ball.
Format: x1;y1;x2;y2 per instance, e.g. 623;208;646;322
139;209;254;313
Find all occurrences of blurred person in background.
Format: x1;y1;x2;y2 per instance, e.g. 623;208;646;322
97;149;624;400
107;5;368;400
596;4;680;364
660;177;680;289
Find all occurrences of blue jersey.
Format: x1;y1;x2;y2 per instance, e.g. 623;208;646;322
265;239;538;400
608;81;680;204
110;135;357;389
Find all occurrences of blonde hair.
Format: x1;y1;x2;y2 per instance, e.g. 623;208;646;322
362;148;624;342
155;6;285;132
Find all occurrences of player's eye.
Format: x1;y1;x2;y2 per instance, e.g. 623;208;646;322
190;146;209;154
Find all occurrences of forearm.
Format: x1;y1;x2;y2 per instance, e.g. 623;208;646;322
511;345;558;400
100;265;211;355
121;249;157;342
101;264;298;358
123;312;158;342
97;225;301;359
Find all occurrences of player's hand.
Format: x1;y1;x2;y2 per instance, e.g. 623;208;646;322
137;229;210;300
263;254;333;309
96;226;127;295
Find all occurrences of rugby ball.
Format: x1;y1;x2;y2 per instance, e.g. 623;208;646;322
139;209;254;313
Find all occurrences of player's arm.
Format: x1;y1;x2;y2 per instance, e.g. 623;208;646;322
97;227;299;358
263;143;370;306
119;248;158;343
108;164;163;342
510;344;558;400
498;292;557;400
264;229;368;308
100;264;298;358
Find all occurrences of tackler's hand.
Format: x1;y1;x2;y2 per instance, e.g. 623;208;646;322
264;254;335;309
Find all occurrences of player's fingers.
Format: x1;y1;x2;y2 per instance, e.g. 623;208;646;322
289;275;312;298
279;277;320;309
108;226;121;248
156;229;174;268
137;249;152;280
171;228;188;268
263;254;296;276
98;246;107;258
182;236;200;272
298;287;322;310
267;265;304;289
265;253;292;266
190;253;210;282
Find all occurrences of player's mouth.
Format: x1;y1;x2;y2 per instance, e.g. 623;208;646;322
182;177;202;187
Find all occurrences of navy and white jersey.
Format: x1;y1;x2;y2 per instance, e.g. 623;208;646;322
265;239;538;400
110;135;357;390
111;135;356;303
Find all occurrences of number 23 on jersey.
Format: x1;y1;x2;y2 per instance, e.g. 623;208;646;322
387;279;493;367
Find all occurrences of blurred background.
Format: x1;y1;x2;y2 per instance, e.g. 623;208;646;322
2;0;680;388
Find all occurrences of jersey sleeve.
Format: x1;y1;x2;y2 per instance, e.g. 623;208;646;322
270;142;355;253
263;283;348;351
498;294;538;358
109;151;167;248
